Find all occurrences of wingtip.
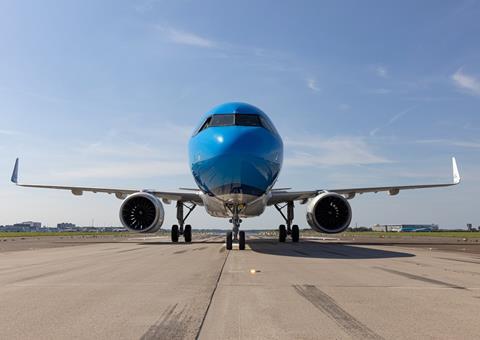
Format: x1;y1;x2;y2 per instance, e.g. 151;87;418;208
11;158;19;184
452;157;460;184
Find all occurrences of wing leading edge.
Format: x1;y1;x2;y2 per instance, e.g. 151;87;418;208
10;158;203;204
268;157;460;205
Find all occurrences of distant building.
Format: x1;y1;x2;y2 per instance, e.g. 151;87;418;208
15;221;41;228
57;222;76;229
0;221;44;232
372;224;439;232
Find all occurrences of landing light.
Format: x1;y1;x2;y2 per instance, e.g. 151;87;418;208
216;135;224;143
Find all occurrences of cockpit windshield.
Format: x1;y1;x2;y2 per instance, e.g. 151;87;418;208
235;114;262;126
210;114;235;126
197;114;266;134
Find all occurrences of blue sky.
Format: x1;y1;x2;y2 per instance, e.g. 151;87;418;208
0;0;479;229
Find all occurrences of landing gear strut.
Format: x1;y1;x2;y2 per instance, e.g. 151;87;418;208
274;201;299;243
226;204;246;250
171;201;196;243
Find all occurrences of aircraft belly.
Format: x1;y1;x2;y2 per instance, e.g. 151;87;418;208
201;193;267;218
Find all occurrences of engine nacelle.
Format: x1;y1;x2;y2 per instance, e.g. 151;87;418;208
119;192;164;233
306;192;352;234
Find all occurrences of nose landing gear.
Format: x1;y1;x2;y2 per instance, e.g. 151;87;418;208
226;204;246;250
275;201;300;243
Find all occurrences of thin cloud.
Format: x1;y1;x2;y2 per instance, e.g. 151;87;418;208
415;139;480;149
306;78;321;92
53;161;189;180
77;142;158;158
367;88;392;95
284;136;390;167
375;65;388;78
133;0;161;13
77;123;193;160
157;26;216;48
452;68;480;96
370;107;414;137
62;122;193;179
0;129;21;136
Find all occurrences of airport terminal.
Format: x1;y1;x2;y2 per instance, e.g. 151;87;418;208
371;224;439;232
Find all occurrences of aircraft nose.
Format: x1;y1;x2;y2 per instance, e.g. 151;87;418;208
209;126;278;158
190;126;283;197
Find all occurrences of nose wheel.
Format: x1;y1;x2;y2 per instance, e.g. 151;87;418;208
226;230;245;250
226;231;233;250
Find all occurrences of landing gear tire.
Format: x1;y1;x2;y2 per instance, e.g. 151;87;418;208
171;225;179;243
184;224;192;243
291;224;299;243
279;224;287;242
226;231;233;250
239;231;245;250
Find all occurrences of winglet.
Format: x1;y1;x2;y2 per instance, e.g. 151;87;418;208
11;158;19;184
452;157;460;184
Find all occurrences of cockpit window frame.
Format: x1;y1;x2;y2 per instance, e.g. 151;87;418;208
194;116;212;135
194;113;278;135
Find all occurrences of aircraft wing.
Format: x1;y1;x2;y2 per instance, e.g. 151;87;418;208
10;158;203;204
268;157;460;205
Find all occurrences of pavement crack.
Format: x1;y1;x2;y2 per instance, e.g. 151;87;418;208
195;247;230;340
293;284;384;340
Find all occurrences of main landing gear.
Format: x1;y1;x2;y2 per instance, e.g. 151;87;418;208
171;201;196;243
275;201;300;243
225;204;246;251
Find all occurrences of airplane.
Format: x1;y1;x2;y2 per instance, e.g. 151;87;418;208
10;102;461;250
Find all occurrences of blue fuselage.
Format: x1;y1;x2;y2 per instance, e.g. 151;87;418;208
189;102;283;204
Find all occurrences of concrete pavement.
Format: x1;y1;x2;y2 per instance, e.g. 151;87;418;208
0;235;479;339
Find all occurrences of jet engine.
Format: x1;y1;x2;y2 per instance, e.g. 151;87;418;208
119;192;164;233
306;192;352;233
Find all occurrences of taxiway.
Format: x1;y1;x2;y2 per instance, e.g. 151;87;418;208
0;234;479;339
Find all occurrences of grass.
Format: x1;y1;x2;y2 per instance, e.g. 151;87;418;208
323;231;480;238
0;232;133;238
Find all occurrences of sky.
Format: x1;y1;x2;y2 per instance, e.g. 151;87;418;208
0;0;479;229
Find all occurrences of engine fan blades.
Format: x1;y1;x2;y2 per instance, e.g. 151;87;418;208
122;196;156;230
315;196;350;229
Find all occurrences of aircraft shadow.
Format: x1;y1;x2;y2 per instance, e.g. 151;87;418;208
247;239;415;259
136;240;225;246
